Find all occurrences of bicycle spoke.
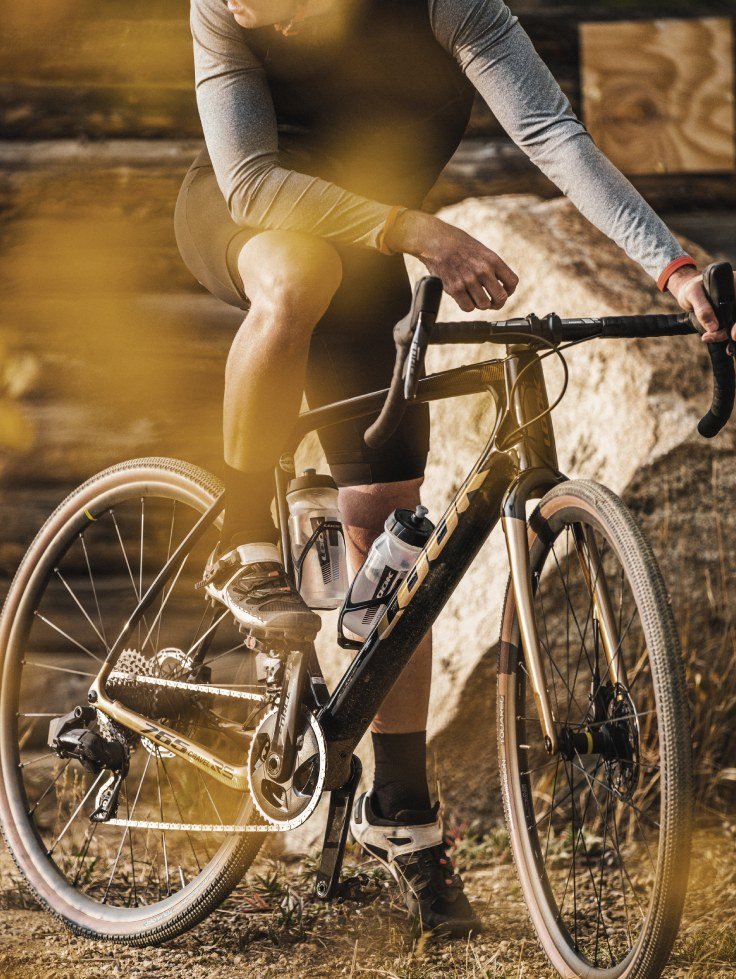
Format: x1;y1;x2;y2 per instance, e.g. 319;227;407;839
569;760;661;837
155;754;172;898
186;608;230;658
27;759;71;815
159;755;203;872
139;555;191;652
53;568;109;655
109;508;156;651
203;640;248;668
78;531;108;647
154;500;177;653
49;771;106;855
29;614;101;663
71;820;99;889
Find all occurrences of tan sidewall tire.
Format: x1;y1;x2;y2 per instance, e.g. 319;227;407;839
0;457;265;944
497;480;692;979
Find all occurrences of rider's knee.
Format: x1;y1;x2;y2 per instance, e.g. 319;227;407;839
238;231;342;331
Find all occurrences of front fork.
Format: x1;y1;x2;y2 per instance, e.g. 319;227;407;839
501;475;625;754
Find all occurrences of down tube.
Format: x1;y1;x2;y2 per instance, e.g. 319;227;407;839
319;449;518;756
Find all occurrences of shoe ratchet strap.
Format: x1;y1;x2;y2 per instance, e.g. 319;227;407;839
194;549;241;591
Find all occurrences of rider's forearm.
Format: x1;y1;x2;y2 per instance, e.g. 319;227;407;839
430;0;688;283
383;209;442;260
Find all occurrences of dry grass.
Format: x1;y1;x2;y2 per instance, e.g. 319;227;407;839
1;820;733;979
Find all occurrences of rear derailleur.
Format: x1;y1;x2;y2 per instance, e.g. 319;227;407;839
48;706;129;822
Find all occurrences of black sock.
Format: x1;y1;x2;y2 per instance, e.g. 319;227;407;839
220;463;278;550
371;731;431;820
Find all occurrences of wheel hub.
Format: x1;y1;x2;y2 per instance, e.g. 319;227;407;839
557;684;640;798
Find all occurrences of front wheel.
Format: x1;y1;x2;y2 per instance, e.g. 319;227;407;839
497;480;692;979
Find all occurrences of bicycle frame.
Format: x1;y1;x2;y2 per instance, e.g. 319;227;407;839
89;343;623;793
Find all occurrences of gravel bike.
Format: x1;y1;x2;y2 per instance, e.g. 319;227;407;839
1;260;734;977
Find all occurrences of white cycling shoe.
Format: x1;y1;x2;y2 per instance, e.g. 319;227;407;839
349;791;482;937
198;541;321;641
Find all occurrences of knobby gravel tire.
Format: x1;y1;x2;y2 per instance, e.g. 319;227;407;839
0;458;266;945
497;479;693;979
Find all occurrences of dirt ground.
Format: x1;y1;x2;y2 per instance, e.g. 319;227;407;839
0;819;733;979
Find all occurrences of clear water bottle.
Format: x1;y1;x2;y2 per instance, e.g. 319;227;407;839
341;505;434;641
287;469;348;610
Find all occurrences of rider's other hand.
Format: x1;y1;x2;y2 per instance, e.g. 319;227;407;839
667;266;736;344
385;210;519;314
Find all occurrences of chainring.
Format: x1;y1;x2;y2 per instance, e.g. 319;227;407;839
247;707;326;830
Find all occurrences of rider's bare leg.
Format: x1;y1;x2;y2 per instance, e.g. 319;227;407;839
339;477;431;734
339;477;432;817
221;230;343;547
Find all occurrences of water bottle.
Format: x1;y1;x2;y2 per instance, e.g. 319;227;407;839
341;505;434;640
287;469;348;609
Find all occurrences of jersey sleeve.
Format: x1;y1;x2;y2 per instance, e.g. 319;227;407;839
429;0;689;283
191;0;397;251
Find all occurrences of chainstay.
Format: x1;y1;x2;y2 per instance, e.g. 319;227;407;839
102;818;281;833
108;671;269;702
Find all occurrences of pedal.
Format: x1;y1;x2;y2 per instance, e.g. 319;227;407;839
331;872;382;905
314;755;362;901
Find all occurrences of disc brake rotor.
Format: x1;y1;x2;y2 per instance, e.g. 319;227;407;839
248;708;326;830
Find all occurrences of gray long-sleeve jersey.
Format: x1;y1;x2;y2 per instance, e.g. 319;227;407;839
191;0;687;283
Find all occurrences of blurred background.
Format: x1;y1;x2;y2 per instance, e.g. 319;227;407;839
0;0;734;565
0;2;735;974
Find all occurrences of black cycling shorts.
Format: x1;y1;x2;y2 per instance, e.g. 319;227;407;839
174;150;429;487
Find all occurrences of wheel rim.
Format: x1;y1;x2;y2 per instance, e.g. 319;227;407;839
1;468;267;924
501;502;673;975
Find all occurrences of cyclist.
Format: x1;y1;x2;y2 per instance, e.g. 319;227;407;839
176;0;735;937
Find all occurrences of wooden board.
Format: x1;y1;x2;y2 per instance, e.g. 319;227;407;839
580;17;735;175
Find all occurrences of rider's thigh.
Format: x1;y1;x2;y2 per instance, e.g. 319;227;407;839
339;477;424;553
236;230;343;323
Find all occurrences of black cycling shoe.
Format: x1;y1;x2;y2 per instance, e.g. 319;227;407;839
198;542;321;640
350;791;482;938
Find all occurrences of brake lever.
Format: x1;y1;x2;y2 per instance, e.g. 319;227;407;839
404;311;432;400
692;262;736;438
401;276;443;401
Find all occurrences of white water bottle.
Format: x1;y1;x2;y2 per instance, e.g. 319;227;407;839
287;469;348;610
341;505;434;640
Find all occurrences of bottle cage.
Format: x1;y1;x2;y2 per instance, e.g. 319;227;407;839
294;519;346;593
336;573;403;651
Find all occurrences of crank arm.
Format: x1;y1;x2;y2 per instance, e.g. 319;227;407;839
315;755;363;900
265;644;312;782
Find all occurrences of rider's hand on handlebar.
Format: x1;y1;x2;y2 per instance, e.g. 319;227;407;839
667;266;736;343
384;209;518;314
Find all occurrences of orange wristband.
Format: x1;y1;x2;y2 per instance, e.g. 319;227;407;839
657;255;697;292
378;205;408;256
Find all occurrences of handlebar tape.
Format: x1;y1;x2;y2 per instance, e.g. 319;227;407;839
599;314;694;339
697;262;736;439
365;276;443;449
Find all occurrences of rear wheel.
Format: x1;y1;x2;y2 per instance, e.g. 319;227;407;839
0;458;270;944
497;480;692;978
